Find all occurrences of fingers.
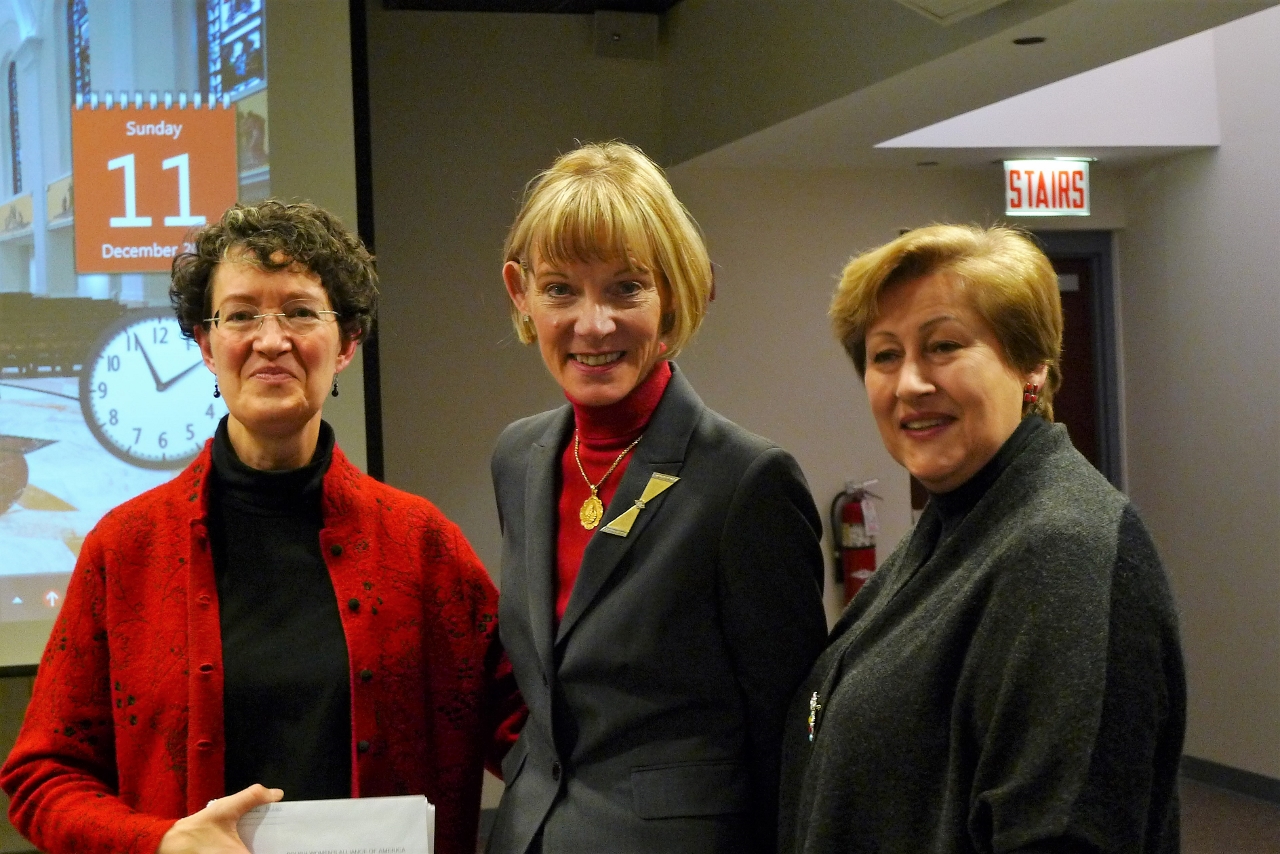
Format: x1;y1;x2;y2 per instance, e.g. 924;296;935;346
208;784;284;820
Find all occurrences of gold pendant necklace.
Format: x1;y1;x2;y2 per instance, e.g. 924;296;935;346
575;431;643;530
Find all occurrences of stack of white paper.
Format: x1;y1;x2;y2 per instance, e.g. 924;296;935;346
237;795;436;854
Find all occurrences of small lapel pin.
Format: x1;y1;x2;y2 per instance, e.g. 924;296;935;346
601;473;679;537
808;691;822;742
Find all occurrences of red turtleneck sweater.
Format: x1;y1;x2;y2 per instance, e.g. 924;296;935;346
555;360;672;623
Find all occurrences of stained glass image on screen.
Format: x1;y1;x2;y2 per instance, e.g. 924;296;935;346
0;0;268;629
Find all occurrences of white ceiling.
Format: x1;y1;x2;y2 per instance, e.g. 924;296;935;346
876;28;1219;166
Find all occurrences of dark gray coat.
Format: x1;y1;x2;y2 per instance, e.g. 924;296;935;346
487;365;827;854
779;419;1186;854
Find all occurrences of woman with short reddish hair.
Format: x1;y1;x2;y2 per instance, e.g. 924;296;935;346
780;224;1186;854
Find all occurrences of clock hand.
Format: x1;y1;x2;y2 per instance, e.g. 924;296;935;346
133;334;164;391
157;361;204;392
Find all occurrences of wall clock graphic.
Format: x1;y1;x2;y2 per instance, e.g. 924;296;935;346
80;309;227;469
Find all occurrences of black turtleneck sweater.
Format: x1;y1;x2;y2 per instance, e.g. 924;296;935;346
208;418;351;799
931;414;1043;541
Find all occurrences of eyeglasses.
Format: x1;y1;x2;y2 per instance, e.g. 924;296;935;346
206;300;340;336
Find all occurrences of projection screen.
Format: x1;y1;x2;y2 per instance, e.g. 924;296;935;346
0;0;367;670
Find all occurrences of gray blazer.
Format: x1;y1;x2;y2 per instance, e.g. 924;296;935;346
487;365;827;854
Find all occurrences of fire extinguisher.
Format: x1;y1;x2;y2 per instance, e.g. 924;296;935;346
830;480;880;604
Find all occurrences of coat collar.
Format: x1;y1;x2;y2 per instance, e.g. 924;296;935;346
521;363;704;650
523;419;566;673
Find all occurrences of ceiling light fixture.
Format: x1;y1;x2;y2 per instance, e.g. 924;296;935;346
1013;36;1046;45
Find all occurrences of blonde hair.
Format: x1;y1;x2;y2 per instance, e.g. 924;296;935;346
502;141;712;358
830;224;1063;420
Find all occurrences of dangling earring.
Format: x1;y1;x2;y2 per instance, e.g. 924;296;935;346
331;377;340;397
1023;382;1040;405
213;380;221;399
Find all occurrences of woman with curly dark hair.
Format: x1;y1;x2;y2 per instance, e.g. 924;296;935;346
2;200;524;854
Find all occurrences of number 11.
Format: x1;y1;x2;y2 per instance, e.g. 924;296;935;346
107;152;208;228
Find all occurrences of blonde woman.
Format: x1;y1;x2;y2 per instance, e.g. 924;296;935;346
488;142;826;854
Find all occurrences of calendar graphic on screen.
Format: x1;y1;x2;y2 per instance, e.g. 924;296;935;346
71;94;238;274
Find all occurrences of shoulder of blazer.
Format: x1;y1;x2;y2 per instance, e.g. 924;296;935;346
492;404;571;475
690;403;777;460
661;370;782;475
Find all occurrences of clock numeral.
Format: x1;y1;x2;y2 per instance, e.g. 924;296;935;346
108;409;118;426
206;404;215;419
132;428;142;446
158;432;168;449
95;381;108;399
106;355;120;372
153;326;169;345
186;424;195;440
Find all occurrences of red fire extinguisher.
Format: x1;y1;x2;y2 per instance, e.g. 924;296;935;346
830;480;880;604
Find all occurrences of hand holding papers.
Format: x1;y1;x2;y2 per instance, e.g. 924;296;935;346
237;795;436;854
157;785;283;854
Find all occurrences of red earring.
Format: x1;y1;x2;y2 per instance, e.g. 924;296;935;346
1023;382;1040;404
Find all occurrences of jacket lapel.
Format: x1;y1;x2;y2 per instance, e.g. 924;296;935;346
555;364;702;646
526;408;571;677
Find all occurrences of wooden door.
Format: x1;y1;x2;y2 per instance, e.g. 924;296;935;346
1051;257;1101;471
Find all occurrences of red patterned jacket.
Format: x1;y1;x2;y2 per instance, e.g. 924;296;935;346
1;443;523;854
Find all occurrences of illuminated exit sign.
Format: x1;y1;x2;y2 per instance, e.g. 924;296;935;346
1004;159;1090;217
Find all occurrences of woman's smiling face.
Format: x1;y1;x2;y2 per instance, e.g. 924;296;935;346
194;253;355;444
504;248;666;408
864;270;1046;494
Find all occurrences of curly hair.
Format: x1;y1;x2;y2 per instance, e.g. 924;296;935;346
169;200;378;342
830;224;1063;420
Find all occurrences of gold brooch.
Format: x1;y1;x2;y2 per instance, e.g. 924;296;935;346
601;473;679;537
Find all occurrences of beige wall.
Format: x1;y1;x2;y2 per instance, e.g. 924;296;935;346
1115;10;1280;779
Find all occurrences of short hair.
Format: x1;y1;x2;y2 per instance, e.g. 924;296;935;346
502;141;712;358
830;224;1063;420
170;199;378;343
